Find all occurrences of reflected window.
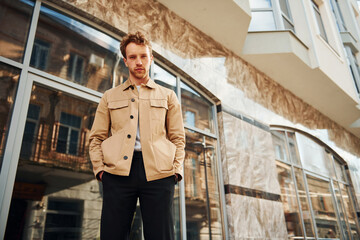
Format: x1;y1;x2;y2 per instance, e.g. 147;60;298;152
307;175;341;238
32;4;123;92
0;63;20;171
44;198;83;239
184;129;223;239
20;104;41;160
30;39;51;70
276;162;304;238
153;63;177;92
6;84;100;239
56;112;81;155
181;81;214;133
0;0;34;63
185;110;196;128
67;52;85;83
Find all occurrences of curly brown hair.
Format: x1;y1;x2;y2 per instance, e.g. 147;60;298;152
120;31;152;59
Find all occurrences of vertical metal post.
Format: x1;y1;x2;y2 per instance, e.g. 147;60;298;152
176;76;187;240
0;1;41;238
201;136;212;240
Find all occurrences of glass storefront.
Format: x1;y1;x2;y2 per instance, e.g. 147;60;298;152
272;129;360;240
0;2;225;239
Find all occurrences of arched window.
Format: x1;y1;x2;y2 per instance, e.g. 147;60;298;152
271;128;359;239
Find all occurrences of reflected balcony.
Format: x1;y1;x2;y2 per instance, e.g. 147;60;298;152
19;119;92;173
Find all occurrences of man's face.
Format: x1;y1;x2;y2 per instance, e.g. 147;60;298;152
123;42;153;81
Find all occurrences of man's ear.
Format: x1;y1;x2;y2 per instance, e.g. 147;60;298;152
123;57;128;67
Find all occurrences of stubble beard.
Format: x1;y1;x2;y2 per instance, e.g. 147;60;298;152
130;68;149;81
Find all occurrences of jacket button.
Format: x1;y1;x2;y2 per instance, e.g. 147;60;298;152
130;115;134;119
131;98;135;102
123;156;128;160
127;134;131;138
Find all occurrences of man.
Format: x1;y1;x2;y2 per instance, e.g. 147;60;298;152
89;31;185;240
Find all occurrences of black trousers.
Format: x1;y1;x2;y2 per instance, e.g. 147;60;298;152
100;151;175;240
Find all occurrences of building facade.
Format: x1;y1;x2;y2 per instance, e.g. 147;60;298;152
0;0;360;239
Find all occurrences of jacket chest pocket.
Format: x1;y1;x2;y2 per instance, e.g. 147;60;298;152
150;99;168;121
108;100;129;126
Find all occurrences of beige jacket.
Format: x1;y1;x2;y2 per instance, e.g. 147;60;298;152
89;79;185;181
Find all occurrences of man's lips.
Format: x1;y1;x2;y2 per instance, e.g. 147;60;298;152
135;68;144;71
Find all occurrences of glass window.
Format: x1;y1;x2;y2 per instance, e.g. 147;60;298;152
272;130;289;163
249;0;294;32
67;52;85;84
56;112;82;155
296;132;333;177
184;129;223;239
249;0;272;8
333;182;351;239
30;39;51;71
279;0;294;32
153;63;177;92
181;81;214;133
0;63;20;171
44;198;83;239
5;84;101;238
312;1;328;42
293;167;315;237
276;162;304;238
249;11;276;31
31;5;126;93
330;0;347;32
306;175;341;238
287;132;301;165
0;0;34;63
340;183;360;238
20;104;41;160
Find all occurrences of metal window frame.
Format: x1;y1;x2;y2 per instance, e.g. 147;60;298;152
0;1;41;238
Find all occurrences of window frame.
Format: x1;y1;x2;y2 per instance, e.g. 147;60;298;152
249;0;295;32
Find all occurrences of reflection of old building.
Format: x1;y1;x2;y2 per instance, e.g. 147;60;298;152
1;0;360;239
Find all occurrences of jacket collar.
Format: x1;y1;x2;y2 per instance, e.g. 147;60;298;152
122;78;156;91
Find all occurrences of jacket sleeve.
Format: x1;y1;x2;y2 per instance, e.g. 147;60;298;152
166;90;186;181
89;91;110;180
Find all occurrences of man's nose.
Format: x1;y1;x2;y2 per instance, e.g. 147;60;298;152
135;57;142;65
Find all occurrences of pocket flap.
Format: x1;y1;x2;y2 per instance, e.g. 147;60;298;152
150;99;168;109
108;100;129;109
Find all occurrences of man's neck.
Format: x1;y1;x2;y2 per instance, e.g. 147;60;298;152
130;76;150;86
